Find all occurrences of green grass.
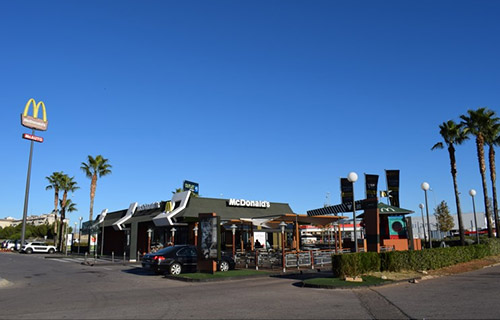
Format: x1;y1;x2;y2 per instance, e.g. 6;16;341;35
303;276;392;288
174;269;272;279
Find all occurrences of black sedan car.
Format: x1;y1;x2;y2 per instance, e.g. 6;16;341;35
141;245;235;275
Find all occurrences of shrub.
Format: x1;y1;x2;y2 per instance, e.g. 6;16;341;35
332;252;380;278
333;239;500;277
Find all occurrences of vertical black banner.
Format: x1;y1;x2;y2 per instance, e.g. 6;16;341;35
385;170;400;207
365;174;379;199
340;178;353;204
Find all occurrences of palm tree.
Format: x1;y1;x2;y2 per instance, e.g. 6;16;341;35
45;171;64;247
485;120;500;238
461;108;499;237
58;174;79;251
80;155;112;221
432;120;468;245
59;198;77;252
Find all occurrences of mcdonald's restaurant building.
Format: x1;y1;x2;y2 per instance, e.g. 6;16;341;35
86;191;296;261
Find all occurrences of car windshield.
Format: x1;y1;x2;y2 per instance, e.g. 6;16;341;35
155;246;178;255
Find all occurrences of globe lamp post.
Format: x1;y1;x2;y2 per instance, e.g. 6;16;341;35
348;172;358;253
469;189;480;244
421;182;432;248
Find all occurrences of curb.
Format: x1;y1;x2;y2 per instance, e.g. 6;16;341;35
165;272;275;282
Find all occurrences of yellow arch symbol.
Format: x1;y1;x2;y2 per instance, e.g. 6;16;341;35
23;98;47;122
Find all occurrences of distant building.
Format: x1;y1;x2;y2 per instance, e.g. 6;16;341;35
411;211;492;239
0;217;17;228
0;213;56;228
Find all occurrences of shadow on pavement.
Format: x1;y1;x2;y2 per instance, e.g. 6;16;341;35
122;267;164;277
271;269;333;281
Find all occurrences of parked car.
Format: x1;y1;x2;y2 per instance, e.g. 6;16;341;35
2;240;21;251
141;245;235;275
20;242;57;254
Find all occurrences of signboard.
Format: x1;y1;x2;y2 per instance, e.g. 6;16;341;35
198;214;220;260
340;178;353;205
183;180;199;195
388;215;406;239
89;233;98;255
365;174;379;199
21;98;48;131
137;202;161;211
81;220;98;233
22;133;44;143
385;170;400;207
65;233;73;254
228;199;270;208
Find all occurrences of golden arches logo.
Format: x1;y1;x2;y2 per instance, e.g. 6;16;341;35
21;98;48;131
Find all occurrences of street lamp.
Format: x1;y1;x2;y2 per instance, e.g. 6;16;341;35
421;182;432;248
418;203;427;245
279;221;287;273
147;228;153;253
347;171;358;253
230;224;237;257
78;216;82;255
469;189;480;244
193;224;198;246
171;228;176;245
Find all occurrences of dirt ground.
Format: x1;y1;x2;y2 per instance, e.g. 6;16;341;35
366;255;500;281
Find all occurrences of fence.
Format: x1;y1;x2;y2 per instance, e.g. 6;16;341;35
234;246;395;271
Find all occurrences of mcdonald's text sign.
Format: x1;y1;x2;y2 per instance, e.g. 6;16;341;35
22;133;44;143
21;98;48;131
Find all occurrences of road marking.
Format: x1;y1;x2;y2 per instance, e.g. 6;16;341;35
51;258;70;263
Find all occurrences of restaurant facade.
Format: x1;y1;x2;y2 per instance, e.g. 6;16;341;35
85;191;340;262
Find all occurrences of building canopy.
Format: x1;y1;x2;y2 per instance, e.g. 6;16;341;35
357;202;414;218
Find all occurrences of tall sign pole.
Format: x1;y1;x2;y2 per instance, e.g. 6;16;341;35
20;99;48;245
21;129;35;246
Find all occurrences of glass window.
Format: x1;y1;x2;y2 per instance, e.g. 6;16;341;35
155;246;176;255
188;247;197;257
177;248;189;257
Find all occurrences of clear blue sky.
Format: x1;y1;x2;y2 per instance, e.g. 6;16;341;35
1;0;499;226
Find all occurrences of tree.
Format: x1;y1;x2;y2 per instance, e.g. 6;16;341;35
461;108;499;237
57;174;79;251
432;120;468;245
45;171;64;247
485;120;500;238
434;201;454;232
80;155;112;221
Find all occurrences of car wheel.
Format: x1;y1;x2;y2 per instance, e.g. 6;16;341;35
169;263;182;275
48;248;55;254
26;248;33;254
219;260;230;272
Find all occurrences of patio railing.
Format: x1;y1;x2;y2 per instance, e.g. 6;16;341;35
234;245;395;271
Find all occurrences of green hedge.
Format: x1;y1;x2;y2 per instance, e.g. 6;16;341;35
332;252;380;278
333;238;500;277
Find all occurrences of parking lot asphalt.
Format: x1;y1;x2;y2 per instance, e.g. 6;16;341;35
1;251;500;319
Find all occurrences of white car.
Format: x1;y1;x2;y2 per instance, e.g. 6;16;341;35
2;240;21;251
20;242;57;254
